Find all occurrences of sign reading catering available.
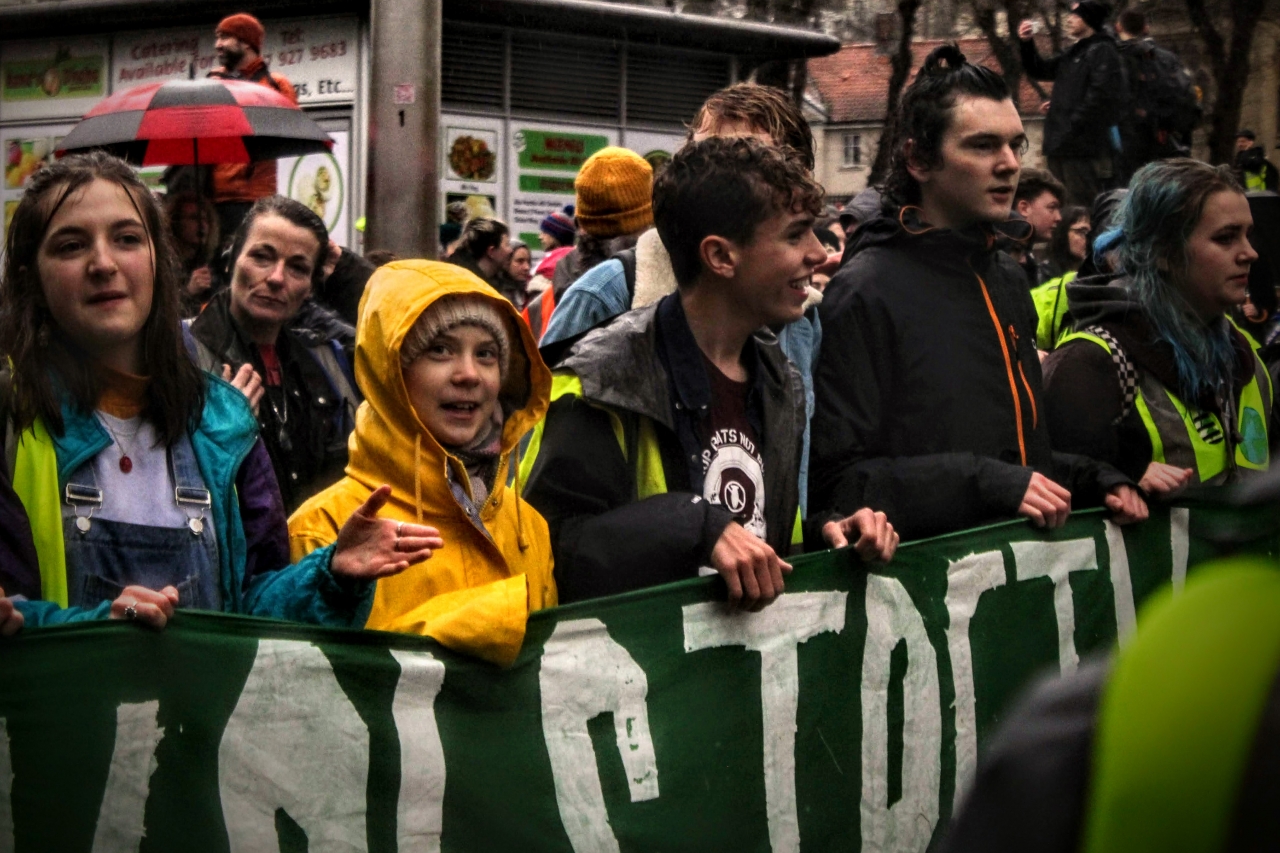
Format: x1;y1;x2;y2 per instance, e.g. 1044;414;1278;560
109;17;358;106
0;39;107;121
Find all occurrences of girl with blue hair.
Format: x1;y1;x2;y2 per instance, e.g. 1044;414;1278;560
1043;158;1271;495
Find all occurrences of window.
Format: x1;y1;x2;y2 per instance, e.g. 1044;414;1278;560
842;133;862;168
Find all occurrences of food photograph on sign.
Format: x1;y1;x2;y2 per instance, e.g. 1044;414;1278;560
445;128;498;183
5;136;60;190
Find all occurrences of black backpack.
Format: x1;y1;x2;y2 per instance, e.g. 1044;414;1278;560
1125;41;1200;142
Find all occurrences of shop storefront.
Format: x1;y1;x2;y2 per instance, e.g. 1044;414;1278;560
0;0;837;251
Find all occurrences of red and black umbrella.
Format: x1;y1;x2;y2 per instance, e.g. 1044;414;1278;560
56;78;331;166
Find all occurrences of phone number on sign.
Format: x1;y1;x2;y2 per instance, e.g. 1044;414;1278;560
275;41;347;66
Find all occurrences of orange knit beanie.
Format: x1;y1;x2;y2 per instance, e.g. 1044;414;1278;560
573;147;654;238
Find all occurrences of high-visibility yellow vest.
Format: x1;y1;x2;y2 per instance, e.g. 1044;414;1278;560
1243;169;1268;192
1059;329;1272;484
1030;271;1077;351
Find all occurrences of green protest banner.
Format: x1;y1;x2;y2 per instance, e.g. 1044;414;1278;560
0;505;1274;851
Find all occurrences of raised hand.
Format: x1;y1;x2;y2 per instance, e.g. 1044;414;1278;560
331;485;445;580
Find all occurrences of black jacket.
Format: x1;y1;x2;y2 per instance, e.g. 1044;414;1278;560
523;293;807;603
313;249;375;327
809;210;1128;540
1021;33;1126;158
188;291;359;511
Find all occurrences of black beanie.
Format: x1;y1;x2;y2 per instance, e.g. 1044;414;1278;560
1072;1;1111;33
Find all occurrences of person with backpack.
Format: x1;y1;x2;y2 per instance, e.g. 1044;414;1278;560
208;13;299;241
1115;9;1201;183
521;138;896;607
1044;159;1270;499
520;148;653;341
1235;129;1279;193
539;84;827;516
1018;3;1127;206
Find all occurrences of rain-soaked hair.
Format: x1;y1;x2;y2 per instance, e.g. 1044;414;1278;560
685;82;816;172
1112;158;1246;404
885;44;1012;208
0;150;204;443
654;136;825;287
226;194;329;288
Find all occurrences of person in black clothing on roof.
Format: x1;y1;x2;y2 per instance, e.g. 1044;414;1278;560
1018;2;1126;206
522;138;897;608
808;44;1146;542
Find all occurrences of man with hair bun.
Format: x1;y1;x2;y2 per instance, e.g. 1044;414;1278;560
208;12;298;240
809;44;1144;542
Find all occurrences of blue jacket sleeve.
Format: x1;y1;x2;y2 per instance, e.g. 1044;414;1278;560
234;438;373;628
241;544;375;628
14;598;112;628
541;259;630;346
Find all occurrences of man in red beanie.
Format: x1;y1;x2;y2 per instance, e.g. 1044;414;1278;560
209;13;298;240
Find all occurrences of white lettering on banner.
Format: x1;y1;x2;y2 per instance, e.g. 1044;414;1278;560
1170;508;1191;595
390;650;447;853
0;718;13;852
539;619;659;853
943;551;1007;808
683;592;848;853
1012;539;1099;675
219;640;369;852
1104;521;1137;644
861;576;941;853
91;701;162;853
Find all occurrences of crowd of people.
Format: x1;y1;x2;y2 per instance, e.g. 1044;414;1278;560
0;2;1273;681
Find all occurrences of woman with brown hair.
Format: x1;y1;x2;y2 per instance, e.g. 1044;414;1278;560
161;190;221;317
0;151;438;632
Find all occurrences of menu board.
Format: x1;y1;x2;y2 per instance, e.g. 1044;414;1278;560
509;124;614;251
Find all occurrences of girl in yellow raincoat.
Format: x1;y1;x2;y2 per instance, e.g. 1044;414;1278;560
288;260;556;665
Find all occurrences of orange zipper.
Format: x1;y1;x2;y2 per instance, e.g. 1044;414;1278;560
1010;325;1038;429
976;274;1027;466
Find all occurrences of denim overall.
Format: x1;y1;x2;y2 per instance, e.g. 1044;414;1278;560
60;434;222;610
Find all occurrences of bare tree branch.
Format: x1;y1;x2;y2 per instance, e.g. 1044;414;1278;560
1185;0;1267;163
868;0;923;185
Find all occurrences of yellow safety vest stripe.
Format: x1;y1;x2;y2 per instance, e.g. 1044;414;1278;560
1060;330;1271;482
11;420;69;607
1030;271;1077;351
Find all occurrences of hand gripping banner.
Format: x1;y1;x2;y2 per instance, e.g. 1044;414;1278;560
0;504;1274;851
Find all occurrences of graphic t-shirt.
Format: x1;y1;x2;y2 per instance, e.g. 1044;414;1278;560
698;353;767;540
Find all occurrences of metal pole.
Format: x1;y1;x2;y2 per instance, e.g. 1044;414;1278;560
366;0;439;259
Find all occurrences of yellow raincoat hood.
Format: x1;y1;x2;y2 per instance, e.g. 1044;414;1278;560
288;260;555;665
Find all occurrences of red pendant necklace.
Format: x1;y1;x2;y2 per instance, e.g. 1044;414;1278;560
100;415;143;474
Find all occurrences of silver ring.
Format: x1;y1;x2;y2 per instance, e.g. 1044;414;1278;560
123;603;137;621
396;522;405;538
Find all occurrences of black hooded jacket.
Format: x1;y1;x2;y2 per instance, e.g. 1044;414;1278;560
809;210;1128;541
1043;274;1264;482
1021;32;1126;159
